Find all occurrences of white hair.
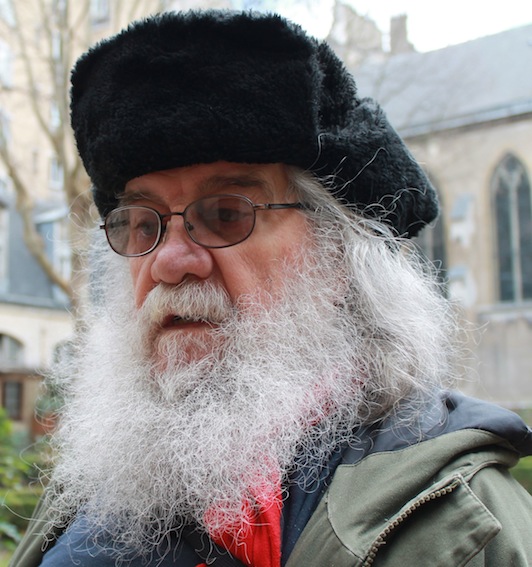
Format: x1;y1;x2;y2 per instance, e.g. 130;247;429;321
287;167;458;423
42;167;459;562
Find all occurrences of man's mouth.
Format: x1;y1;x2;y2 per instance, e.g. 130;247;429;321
161;314;214;329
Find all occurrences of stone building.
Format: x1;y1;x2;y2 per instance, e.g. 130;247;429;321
0;196;72;437
353;23;532;406
2;1;530;434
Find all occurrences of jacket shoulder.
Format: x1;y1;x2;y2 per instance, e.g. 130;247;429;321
8;493;63;567
286;429;532;567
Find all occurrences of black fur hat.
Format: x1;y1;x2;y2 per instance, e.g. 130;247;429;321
70;10;438;237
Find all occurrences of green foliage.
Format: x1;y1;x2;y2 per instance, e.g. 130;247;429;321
515;408;532;426
1;486;43;540
0;409;27;491
510;410;532;494
0;519;21;547
0;409;45;550
511;456;532;494
0;409;10;439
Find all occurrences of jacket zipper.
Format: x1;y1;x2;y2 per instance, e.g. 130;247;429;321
361;476;462;567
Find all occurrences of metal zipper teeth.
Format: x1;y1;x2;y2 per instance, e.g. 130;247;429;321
362;477;462;567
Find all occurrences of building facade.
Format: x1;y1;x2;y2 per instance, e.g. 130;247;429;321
0;196;72;437
352;22;532;406
2;1;531;434
0;0;231;437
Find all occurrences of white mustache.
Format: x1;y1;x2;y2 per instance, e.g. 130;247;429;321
140;281;234;326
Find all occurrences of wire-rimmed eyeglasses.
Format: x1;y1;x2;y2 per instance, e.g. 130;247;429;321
100;193;304;257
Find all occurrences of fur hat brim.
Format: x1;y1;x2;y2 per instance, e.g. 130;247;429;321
70;10;438;237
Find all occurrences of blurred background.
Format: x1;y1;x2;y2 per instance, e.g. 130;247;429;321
0;0;531;559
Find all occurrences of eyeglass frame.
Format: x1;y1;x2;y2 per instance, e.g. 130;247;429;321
99;193;305;257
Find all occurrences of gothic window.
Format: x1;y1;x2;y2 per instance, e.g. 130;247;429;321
492;154;532;302
415;188;447;291
0;334;23;367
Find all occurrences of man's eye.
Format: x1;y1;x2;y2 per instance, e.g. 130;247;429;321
216;207;242;223
107;219;128;231
133;219;158;236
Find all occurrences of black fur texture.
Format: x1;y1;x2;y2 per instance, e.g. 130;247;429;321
70;10;438;237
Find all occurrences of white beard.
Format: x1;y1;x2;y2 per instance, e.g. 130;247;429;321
46;252;366;559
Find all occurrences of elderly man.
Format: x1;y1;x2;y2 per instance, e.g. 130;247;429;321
10;10;532;567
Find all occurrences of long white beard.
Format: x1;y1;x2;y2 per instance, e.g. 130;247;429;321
46;254;366;558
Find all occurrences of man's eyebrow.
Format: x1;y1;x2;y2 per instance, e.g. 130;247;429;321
118;190;162;206
200;174;275;198
120;173;276;204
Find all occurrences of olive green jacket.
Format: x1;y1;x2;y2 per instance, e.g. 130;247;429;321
287;429;532;566
10;404;532;566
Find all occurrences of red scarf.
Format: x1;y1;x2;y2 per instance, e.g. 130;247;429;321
198;486;282;567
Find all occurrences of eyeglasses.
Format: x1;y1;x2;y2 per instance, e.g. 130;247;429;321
100;194;303;257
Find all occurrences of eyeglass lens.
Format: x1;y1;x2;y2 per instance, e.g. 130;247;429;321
104;195;257;256
189;195;255;247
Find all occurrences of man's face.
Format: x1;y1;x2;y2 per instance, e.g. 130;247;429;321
50;169;367;556
124;161;309;359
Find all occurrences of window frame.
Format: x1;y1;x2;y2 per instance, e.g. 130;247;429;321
2;380;23;420
492;153;532;303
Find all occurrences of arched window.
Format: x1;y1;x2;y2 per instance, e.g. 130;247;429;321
0;334;24;420
415;187;447;292
492;154;532;302
0;333;23;367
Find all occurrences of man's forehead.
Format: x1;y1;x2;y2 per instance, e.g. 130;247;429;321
122;162;287;202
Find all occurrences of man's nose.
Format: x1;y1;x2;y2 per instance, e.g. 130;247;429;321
149;217;214;285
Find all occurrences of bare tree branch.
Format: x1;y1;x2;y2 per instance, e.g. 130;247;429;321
0;0;234;320
0;137;73;297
